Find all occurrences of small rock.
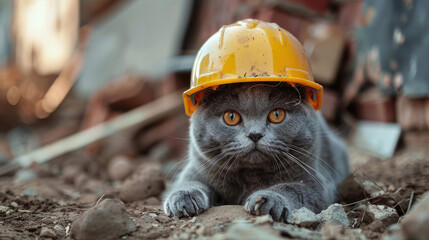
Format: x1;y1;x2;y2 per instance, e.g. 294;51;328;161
339;174;366;203
362;180;386;198
387;185;396;192
0;205;9;212
10;202;18;208
70;199;136;240
108;155;134;181
14;169;36;182
154;215;171;223
188;216;197;223
119;163;165;202
54;224;65;233
382;192;429;240
367;204;399;225
319;203;349;227
287;207;321;227
40;227;56;238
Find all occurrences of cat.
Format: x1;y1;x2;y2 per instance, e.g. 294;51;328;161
163;82;350;222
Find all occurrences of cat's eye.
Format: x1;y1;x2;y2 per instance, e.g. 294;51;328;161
268;108;286;123
223;110;241;126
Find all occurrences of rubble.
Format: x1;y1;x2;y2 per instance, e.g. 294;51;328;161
119;162;165;202
319;203;349;227
40;227;56;238
0;0;429;239
367;205;399;225
286;207;321;228
382;192;429;240
70;199;136;240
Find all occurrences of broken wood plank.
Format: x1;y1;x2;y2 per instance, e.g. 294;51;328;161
0;92;183;176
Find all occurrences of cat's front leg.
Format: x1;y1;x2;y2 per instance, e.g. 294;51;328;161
163;181;215;218
244;182;325;222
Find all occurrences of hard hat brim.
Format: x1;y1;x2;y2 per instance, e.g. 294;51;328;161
183;77;323;116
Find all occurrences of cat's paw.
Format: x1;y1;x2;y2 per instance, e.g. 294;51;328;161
244;190;291;222
163;189;210;218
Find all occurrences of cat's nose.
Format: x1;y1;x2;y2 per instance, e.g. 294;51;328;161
248;133;263;142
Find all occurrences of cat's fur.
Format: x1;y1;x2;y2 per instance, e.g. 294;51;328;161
163;82;349;221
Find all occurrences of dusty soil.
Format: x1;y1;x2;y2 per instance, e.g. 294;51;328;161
0;147;428;240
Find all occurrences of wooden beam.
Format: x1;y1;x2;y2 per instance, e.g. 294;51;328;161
0;92;183;176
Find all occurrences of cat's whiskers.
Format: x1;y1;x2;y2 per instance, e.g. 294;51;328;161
172;145;222;181
209;154;235;186
288;145;341;178
222;153;238;196
279;152;326;189
189;147;228;180
274;154;291;179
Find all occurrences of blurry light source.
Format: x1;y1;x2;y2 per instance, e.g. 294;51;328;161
6;86;20;105
13;0;79;75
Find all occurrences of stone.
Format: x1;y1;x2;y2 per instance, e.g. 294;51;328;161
319;203;349;227
40;227;56;238
286;207;321;228
339;174;366;203
54;224;65;233
0;205;9;212
107;155;134;181
119;163;165;202
382;192;429;240
70;199;136;240
361;180;386;198
367;205;399;225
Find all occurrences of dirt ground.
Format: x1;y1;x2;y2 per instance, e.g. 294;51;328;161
0;146;428;240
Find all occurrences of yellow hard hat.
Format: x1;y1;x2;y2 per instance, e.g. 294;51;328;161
183;19;323;116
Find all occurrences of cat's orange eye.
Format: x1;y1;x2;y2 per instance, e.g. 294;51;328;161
223;110;241;126
268;108;286;124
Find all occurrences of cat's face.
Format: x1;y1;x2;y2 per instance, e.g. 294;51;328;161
190;82;318;166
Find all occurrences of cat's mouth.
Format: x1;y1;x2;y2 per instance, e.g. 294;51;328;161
245;144;269;157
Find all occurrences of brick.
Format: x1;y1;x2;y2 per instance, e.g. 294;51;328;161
396;95;429;130
356;88;396;122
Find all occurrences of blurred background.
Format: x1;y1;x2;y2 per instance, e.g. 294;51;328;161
0;0;428;195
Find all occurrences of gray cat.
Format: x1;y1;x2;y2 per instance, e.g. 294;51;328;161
163;82;349;222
